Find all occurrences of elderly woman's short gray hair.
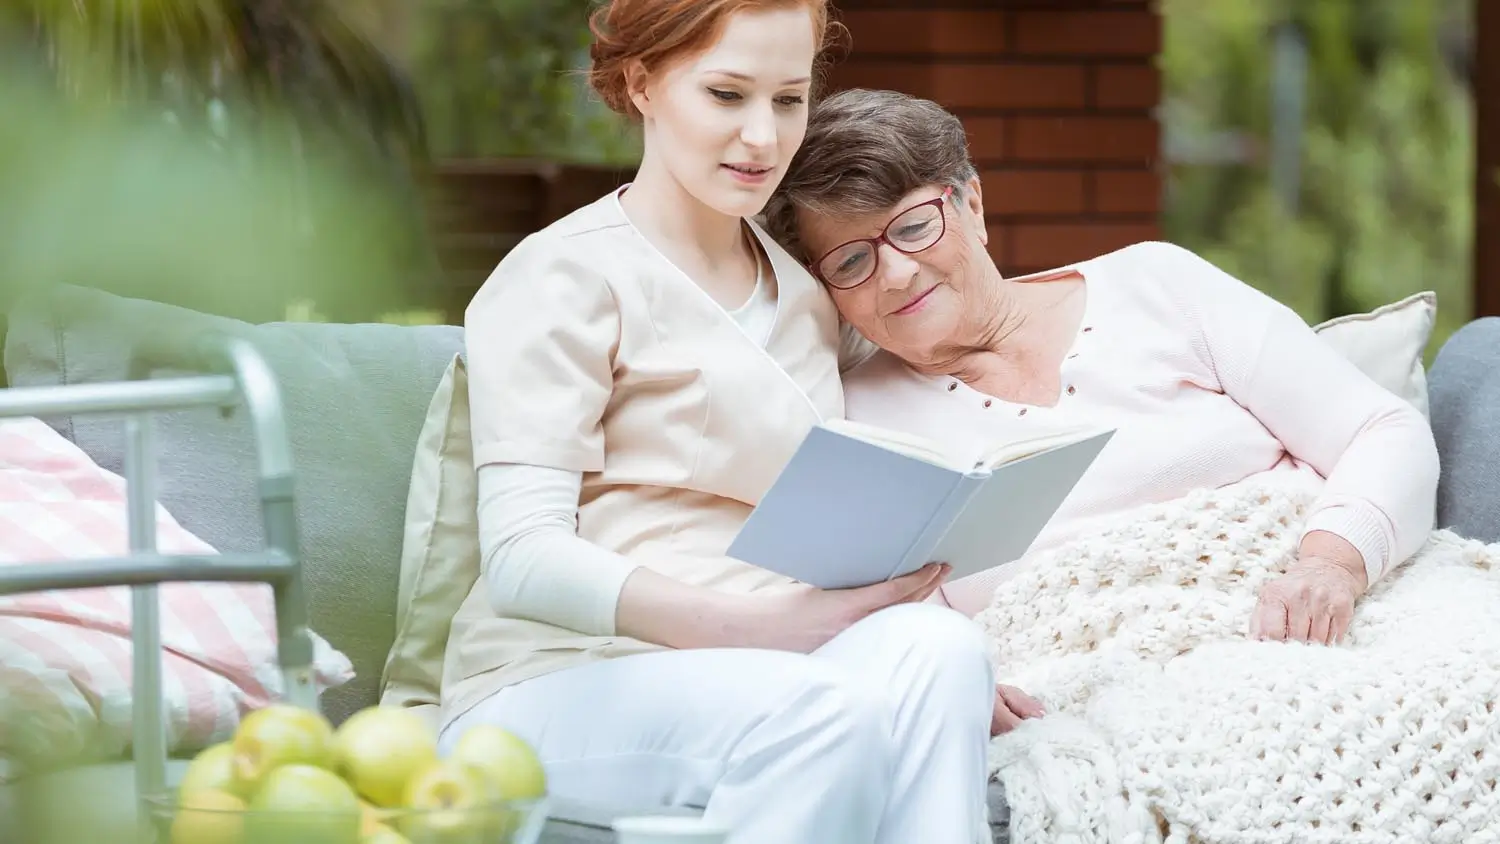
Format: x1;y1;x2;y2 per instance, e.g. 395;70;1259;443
762;87;979;262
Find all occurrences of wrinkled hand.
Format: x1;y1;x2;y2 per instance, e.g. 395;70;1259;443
991;684;1045;736
1250;556;1363;645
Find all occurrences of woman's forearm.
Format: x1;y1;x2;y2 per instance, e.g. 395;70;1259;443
1300;400;1438;584
1155;242;1438;587
478;463;763;647
478;463;640;635
614;567;757;650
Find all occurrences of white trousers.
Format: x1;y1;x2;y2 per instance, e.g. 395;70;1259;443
439;602;996;844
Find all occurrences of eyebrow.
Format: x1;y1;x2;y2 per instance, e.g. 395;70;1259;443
706;70;812;85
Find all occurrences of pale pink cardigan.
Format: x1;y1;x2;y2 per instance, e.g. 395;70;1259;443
841;241;1440;617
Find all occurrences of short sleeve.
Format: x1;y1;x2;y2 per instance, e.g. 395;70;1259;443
464;233;619;472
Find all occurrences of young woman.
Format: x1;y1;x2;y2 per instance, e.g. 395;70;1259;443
437;3;1003;843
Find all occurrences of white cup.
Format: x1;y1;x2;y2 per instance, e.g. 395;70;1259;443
611;815;730;844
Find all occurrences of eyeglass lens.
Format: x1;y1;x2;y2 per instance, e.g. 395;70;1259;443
819;202;946;289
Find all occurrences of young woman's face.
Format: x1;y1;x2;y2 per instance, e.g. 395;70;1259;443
631;6;817;219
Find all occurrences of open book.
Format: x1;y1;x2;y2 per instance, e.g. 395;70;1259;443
726;418;1115;590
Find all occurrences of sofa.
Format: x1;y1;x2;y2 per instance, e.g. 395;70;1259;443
1;283;1497;844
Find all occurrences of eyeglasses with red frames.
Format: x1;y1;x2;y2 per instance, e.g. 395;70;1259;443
811;186;955;290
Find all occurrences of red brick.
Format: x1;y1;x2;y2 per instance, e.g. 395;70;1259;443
934;64;1088;109
831;62;1088;110
1092;169;1161;214
1007;222;1161;268
838;10;1008;56
1011;116;1158;164
826;61;936;99
964;117;1007;162
1012;10;1161;57
1094;63;1160;109
979;169;1087;215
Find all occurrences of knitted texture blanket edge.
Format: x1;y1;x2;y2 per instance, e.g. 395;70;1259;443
979;483;1500;844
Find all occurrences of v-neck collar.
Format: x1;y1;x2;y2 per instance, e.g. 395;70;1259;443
609;187;825;420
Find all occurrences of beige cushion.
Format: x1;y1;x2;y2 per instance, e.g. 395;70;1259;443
379;354;478;726
1312;291;1437;419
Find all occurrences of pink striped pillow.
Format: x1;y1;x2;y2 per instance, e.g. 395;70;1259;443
0;416;354;781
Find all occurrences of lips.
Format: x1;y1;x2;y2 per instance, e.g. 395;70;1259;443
723;163;772;175
892;284;938;315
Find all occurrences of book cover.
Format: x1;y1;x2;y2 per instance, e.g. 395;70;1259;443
726;423;1114;590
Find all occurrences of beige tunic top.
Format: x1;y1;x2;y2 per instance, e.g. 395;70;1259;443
439;190;845;725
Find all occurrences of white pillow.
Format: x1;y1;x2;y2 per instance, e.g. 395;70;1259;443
1312;291;1437;419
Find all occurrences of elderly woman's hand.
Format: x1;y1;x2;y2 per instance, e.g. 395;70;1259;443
1250;531;1370;645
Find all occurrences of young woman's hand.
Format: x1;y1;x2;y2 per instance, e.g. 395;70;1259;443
616;563;948;653
732;562;951;653
991;684;1045;736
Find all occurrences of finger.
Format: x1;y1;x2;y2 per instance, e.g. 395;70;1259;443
1285;595;1313;643
999;685;1046;718
1329;600;1355;644
903;581;944;604
992;699;1022;736
1308;602;1335;645
877;562;941;597
894;563;947;601
1251;594;1288;641
871;563;947;608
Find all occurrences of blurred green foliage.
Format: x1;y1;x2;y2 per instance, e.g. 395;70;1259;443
0;0;441;322
1161;0;1474;358
0;69;427;323
385;0;642;163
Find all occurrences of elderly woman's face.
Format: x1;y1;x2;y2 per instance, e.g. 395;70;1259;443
797;180;993;363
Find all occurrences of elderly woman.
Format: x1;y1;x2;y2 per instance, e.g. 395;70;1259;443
762;88;1440;660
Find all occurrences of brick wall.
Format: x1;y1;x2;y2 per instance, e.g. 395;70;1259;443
825;0;1163;276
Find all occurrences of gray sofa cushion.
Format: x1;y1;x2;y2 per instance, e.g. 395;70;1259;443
3;284;464;723
1428;316;1500;543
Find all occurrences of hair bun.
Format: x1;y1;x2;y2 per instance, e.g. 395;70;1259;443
587;5;635;117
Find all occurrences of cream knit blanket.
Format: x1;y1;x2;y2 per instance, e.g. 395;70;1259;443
978;483;1500;844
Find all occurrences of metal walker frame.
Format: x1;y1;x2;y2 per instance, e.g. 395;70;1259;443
0;335;318;843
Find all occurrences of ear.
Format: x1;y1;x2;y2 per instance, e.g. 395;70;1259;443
625;59;653;118
962;173;986;220
960;174;987;244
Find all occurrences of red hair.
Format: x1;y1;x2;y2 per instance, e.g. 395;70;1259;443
587;0;846;121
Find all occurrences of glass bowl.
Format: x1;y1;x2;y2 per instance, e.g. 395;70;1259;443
142;790;551;844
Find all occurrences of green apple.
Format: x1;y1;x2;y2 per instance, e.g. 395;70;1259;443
230;704;335;796
448;725;547;800
170;788;246;844
332;706;440;807
245;763;362;844
177;742;241;800
398;760;502;844
362;823;413;844
361;800;395;837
